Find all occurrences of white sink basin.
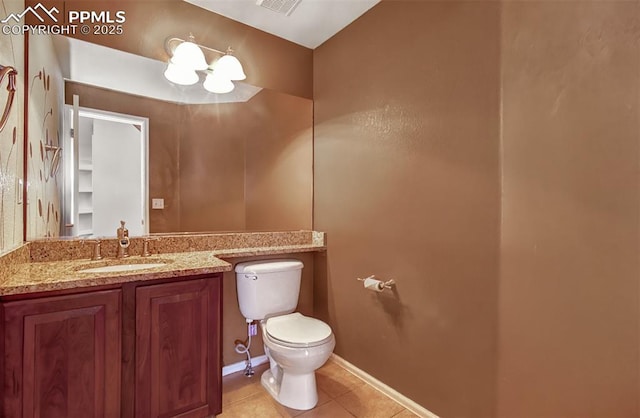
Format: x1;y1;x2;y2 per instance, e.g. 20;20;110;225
78;263;167;273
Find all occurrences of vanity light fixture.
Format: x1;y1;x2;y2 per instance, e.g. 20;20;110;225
164;59;199;86
203;72;234;94
164;35;246;94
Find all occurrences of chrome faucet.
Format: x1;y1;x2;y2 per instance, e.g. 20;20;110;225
116;220;130;258
82;239;103;260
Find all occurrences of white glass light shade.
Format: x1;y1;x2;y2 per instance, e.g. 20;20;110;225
214;55;246;81
203;72;234;94
172;40;208;71
164;61;199;86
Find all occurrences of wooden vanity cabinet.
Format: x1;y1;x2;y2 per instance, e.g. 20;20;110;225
2;289;122;418
135;278;221;418
1;274;222;418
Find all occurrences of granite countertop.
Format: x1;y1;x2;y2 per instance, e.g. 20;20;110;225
0;234;326;297
0;251;231;296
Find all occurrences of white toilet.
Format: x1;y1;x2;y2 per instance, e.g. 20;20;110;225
235;259;335;410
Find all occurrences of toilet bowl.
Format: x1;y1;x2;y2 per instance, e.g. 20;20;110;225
235;260;335;410
260;313;335;410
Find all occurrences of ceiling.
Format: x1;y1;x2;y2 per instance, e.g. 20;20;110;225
185;0;381;49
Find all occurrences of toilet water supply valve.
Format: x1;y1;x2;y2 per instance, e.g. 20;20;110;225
234;320;258;377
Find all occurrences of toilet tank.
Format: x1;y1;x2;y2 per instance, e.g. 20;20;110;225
235;259;303;321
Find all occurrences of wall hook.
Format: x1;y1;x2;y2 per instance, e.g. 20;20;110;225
0;65;17;133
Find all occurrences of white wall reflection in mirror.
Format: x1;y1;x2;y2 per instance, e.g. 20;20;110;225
63;105;148;238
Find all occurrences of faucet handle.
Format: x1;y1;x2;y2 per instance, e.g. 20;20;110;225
141;237;159;257
117;220;128;238
81;239;103;261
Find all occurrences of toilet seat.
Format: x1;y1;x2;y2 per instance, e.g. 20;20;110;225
265;312;333;348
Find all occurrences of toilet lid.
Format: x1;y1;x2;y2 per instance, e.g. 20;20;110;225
265;312;332;345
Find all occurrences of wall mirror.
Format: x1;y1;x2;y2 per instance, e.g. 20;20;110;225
26;33;313;240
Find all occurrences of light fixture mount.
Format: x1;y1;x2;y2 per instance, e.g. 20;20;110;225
164;35;247;94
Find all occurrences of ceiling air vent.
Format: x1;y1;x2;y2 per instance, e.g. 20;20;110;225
256;0;302;16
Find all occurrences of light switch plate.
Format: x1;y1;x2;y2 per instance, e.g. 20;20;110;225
151;198;164;209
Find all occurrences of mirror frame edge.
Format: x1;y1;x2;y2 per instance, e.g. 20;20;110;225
22;32;29;243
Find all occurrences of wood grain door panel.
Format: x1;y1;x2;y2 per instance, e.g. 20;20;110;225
2;289;121;418
135;278;220;418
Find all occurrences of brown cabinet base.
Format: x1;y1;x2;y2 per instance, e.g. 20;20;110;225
136;278;221;418
2;289;122;418
1;274;222;418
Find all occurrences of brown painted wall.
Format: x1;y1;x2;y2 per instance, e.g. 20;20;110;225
498;2;640;417
315;0;640;416
313;2;501;416
34;0;313;98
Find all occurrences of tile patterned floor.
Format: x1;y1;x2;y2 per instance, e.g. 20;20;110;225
217;359;419;418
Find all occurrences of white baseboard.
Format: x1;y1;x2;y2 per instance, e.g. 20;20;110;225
330;354;439;418
222;355;269;377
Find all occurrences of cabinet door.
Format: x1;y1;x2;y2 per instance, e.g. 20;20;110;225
135;278;221;418
2;289;122;418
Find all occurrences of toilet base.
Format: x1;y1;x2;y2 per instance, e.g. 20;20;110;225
261;369;318;410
